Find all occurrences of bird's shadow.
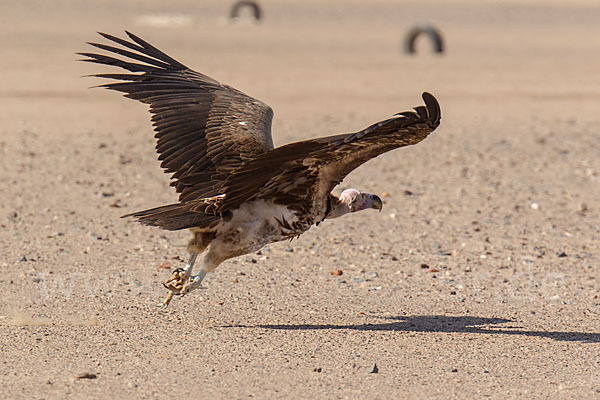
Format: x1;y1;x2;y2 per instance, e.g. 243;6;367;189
226;315;600;343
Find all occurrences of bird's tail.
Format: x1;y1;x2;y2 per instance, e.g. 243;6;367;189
122;203;220;231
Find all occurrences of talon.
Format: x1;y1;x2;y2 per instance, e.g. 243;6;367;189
164;272;182;285
162;267;194;306
163;291;174;306
163;283;180;292
180;278;207;295
161;252;200;306
181;281;193;295
181;279;199;295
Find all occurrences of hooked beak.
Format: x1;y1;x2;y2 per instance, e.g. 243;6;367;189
370;194;383;212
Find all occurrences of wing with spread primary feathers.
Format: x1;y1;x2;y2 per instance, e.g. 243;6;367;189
79;31;274;202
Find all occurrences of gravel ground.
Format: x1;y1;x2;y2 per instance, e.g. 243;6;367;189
1;1;599;399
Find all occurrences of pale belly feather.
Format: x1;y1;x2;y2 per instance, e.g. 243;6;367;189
212;199;305;258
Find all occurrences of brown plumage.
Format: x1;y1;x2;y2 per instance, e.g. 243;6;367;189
80;31;441;304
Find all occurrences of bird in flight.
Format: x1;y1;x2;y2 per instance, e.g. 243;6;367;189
80;32;441;305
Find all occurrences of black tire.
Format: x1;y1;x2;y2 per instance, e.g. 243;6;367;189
404;25;444;54
230;1;262;21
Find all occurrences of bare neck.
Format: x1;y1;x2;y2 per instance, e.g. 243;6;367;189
325;194;352;219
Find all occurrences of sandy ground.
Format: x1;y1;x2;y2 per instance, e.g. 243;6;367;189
1;1;599;398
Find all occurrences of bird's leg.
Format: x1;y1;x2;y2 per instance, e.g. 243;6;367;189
163;232;216;306
163;267;208;306
163;251;198;306
180;269;208;295
179;252;221;296
182;251;198;277
164;251;197;286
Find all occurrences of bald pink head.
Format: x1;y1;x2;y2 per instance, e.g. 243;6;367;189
327;189;383;219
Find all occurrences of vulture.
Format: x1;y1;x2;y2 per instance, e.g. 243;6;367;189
80;32;441;305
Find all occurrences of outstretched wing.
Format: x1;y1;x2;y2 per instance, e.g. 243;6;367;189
79;31;274;202
206;93;440;215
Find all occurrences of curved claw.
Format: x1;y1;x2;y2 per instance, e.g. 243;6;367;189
162;264;207;306
162;268;194;306
163;291;175;307
181;279;204;295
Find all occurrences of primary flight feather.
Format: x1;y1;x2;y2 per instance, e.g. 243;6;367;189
79;31;441;305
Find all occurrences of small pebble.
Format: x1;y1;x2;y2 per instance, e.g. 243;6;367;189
450;291;456;295
557;252;567;258
76;373;97;380
109;199;126;208
368;363;379;374
330;270;343;276
158;261;172;269
451;368;458;373
7;211;18;222
313;367;322;373
530;203;539;210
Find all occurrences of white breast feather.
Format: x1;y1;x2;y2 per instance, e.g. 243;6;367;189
219;199;299;247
